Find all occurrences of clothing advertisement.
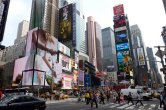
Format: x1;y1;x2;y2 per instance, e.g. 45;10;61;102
61;74;73;89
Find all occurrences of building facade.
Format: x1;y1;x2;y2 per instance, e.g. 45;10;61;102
130;24;149;85
30;0;59;38
15;20;29;44
59;0;86;54
0;0;10;42
86;16;103;71
102;27;117;72
162;0;166;14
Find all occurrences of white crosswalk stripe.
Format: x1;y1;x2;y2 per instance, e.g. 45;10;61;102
117;103;132;109
125;104;136;109
148;104;156;110
137;104;147;110
109;103;121;108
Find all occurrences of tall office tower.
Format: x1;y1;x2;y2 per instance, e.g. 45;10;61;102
146;47;162;86
59;0;86;54
0;0;10;42
130;24;149;85
102;27;117;72
86;16;103;71
162;0;166;14
14;20;29;44
29;0;59;38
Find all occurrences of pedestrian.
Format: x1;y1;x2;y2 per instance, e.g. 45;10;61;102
0;90;2;100
160;92;164;108
85;91;90;104
135;91;143;106
90;91;98;108
114;92;120;104
127;92;134;105
120;93;124;103
99;92;105;104
106;91;110;102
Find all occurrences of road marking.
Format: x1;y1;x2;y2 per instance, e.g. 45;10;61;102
125;104;136;109
117;103;131;109
148;104;156;110
137;104;147;110
109;104;120;108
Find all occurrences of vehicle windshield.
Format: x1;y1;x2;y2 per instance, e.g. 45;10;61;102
0;95;14;104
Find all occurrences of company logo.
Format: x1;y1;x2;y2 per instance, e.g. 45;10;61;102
116;43;129;51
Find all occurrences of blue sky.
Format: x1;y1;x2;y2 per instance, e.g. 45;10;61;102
2;0;166;81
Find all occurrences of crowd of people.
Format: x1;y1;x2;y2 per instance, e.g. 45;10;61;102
75;89;166;109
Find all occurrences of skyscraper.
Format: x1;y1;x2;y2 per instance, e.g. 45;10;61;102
0;0;10;42
59;0;86;54
162;0;166;14
130;24;149;85
102;27;117;72
15;20;29;44
86;16;103;71
29;0;59;38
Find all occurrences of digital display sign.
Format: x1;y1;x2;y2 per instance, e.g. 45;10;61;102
58;53;71;72
115;31;128;44
137;47;145;65
113;4;124;15
59;4;73;42
116;43;129;51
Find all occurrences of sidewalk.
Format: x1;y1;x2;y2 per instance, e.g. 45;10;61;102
46;98;77;104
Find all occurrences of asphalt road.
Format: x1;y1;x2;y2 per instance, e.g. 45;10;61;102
46;98;163;110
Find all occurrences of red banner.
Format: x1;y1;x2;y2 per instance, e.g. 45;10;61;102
113;4;124;15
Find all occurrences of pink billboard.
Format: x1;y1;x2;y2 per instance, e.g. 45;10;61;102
62;74;73;89
13;28;60;86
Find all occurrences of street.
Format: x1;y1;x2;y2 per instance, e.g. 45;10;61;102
46;98;162;110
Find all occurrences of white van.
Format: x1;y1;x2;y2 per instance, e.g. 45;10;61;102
121;88;151;100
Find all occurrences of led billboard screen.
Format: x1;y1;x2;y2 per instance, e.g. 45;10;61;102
116;43;129;51
74;50;79;69
114;14;126;28
58;42;70;56
137;47;145;65
59;4;73;42
59;53;71;72
113;4;124;15
115;31;128;44
13;55;62;86
78;70;84;86
62;74;73;89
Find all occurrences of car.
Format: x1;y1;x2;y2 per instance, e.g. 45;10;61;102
0;95;46;110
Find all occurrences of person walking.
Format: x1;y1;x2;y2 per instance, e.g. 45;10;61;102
106;91;110;102
90;91;98;108
127;92;134;105
135;91;143;106
99;92;105;104
160;92;164;108
85;91;90;104
114;92;121;104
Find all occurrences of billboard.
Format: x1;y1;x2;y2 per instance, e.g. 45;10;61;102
78;70;84;86
58;42;70;56
74;50;79;69
114;14;126;28
59;4;73;42
137;47;145;65
84;74;91;87
115;30;128;44
73;69;78;85
113;4;124;15
115;26;126;32
0;0;10;42
116;43;129;51
13;55;62;86
58;53;71;72
62;74;73;89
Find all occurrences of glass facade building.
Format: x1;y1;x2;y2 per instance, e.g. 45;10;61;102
59;0;86;54
102;27;117;72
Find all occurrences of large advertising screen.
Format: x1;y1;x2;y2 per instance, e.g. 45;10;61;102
74;50;79;69
13;55;62;86
58;42;70;56
113;4;124;15
78;70;84;86
116;43;129;51
59;4;73;42
114;14;126;28
137;47;145;65
62;74;73;89
115;30;128;44
59;53;71;72
0;0;10;42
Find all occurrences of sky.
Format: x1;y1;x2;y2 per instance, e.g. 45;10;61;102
2;0;166;82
